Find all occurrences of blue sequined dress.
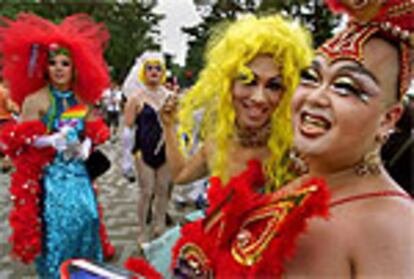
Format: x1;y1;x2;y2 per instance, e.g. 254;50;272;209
35;87;102;278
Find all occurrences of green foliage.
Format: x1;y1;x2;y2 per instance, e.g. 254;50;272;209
0;0;162;84
182;0;339;85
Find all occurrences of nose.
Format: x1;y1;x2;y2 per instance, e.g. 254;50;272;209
250;85;266;104
304;84;330;108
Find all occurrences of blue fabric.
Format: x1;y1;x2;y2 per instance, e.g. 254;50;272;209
144;210;205;277
35;152;102;279
36;88;102;279
42;86;78;131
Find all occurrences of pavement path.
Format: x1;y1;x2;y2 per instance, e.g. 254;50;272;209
0;137;145;278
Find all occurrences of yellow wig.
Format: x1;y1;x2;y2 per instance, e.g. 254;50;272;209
137;52;167;85
178;14;313;191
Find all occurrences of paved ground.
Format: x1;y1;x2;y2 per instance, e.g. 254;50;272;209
0;135;171;278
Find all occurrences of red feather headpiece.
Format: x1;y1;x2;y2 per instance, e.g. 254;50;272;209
320;0;414;98
0;13;110;106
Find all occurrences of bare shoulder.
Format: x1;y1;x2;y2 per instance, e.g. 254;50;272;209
348;195;414;276
25;87;49;104
352;195;414;233
21;87;50;120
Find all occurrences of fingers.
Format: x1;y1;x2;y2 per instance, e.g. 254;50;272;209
162;94;178;113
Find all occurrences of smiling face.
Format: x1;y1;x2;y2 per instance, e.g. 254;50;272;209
232;54;284;130
292;38;402;172
48;53;73;91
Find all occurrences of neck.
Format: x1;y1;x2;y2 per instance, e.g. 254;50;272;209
234;122;271;148
307;159;388;191
144;82;160;92
52;83;71;92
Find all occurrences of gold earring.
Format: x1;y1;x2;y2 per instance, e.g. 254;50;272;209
288;147;308;175
354;148;382;176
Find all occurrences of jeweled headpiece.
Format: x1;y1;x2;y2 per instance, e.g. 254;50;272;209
318;0;414;98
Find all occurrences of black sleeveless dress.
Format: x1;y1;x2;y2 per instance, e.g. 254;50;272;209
132;103;166;169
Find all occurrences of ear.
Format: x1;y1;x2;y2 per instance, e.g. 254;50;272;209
379;103;403;136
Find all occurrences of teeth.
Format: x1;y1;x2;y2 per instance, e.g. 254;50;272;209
303;114;328;129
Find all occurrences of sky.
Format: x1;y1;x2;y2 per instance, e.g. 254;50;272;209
154;0;202;66
153;1;347;66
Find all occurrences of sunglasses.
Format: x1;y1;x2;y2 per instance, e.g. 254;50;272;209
145;64;162;72
48;60;71;67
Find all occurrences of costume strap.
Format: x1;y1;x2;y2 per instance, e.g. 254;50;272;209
330;190;411;208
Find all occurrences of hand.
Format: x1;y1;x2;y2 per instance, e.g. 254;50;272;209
53;132;68;152
160;94;179;127
77;138;92;161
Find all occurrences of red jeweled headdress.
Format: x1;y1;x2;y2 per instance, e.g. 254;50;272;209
319;0;414;98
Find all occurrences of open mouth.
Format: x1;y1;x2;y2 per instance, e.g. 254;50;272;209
299;111;332;137
242;102;269;119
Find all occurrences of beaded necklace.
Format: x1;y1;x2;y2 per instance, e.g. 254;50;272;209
234;122;271;148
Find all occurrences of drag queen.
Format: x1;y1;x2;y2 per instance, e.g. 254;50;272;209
123;51;172;245
125;14;314;276
0;14;111;278
170;0;414;277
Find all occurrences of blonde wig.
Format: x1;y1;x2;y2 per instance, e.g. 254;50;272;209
178;14;313;191
122;51;166;96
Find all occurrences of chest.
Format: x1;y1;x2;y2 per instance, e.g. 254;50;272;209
224;145;270;178
284;211;353;277
139;88;167;111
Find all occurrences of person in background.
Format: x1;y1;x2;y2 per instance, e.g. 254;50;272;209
0;78;18;172
123;51;173;246
103;82;123;141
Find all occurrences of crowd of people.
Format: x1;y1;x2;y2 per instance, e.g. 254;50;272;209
0;0;413;278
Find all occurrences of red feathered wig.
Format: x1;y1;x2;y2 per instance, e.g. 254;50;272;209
321;0;414;98
0;13;110;106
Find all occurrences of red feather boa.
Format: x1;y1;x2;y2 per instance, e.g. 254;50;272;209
172;160;330;278
84;118;110;145
124;257;163;279
0;118;109;264
0;120;55;263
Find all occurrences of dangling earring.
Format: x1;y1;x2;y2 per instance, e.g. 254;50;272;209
354;133;386;176
288;147;308;175
354;149;382;176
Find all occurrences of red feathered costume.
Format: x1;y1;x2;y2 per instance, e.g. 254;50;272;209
0;13;114;264
125;161;329;278
170;161;330;278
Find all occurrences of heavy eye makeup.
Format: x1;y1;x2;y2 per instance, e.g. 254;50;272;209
237;73;257;86
300;67;320;86
48;59;71;67
266;77;284;92
332;76;371;103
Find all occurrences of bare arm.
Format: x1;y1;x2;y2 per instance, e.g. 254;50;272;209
352;200;414;278
161;94;209;184
164;123;209;184
123;92;142;129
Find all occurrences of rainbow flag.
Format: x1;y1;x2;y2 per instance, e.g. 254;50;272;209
61;104;88;120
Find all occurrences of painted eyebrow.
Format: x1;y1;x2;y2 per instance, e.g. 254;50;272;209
250;70;282;81
337;65;379;85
